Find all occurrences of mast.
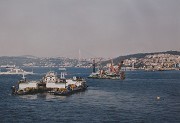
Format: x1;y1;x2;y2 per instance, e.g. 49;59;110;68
116;61;123;74
110;59;116;73
22;73;26;81
118;61;123;70
92;59;96;73
60;72;65;79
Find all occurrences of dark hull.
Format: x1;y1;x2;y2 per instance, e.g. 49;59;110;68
53;86;88;96
13;85;88;96
15;88;48;95
87;76;121;80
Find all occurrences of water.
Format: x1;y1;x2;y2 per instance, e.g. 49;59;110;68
0;68;180;123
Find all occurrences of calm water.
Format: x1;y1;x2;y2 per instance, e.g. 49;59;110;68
0;68;180;123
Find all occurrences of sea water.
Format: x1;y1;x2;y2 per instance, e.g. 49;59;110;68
0;68;180;123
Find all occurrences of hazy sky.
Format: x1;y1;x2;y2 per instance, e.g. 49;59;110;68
0;0;179;58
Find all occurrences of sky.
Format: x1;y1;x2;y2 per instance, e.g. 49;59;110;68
0;0;179;58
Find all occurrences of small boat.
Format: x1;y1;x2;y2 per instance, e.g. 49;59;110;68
0;67;33;75
59;67;66;71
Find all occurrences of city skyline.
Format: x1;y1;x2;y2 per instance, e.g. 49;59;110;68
0;0;179;58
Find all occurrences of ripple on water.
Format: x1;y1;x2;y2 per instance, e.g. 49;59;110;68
1;69;180;123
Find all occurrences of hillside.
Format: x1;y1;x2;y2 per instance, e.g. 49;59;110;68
0;50;179;68
102;50;180;65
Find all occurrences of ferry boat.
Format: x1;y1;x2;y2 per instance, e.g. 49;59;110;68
42;71;87;96
88;60;125;80
0;67;33;75
11;75;40;95
12;71;88;96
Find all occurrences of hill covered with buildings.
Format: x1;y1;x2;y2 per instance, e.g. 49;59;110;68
0;51;180;71
109;50;180;71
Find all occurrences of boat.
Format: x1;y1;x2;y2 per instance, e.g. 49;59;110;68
88;60;125;80
11;74;39;95
59;67;66;71
42;71;66;93
42;71;88;96
0;64;16;69
12;71;88;96
0;67;33;75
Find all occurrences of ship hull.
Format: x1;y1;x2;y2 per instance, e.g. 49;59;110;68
53;86;87;96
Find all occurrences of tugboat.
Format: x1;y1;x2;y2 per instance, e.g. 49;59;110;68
88;60;125;80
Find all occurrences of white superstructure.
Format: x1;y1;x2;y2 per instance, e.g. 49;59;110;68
43;72;66;89
42;71;86;89
66;76;86;86
19;81;38;90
